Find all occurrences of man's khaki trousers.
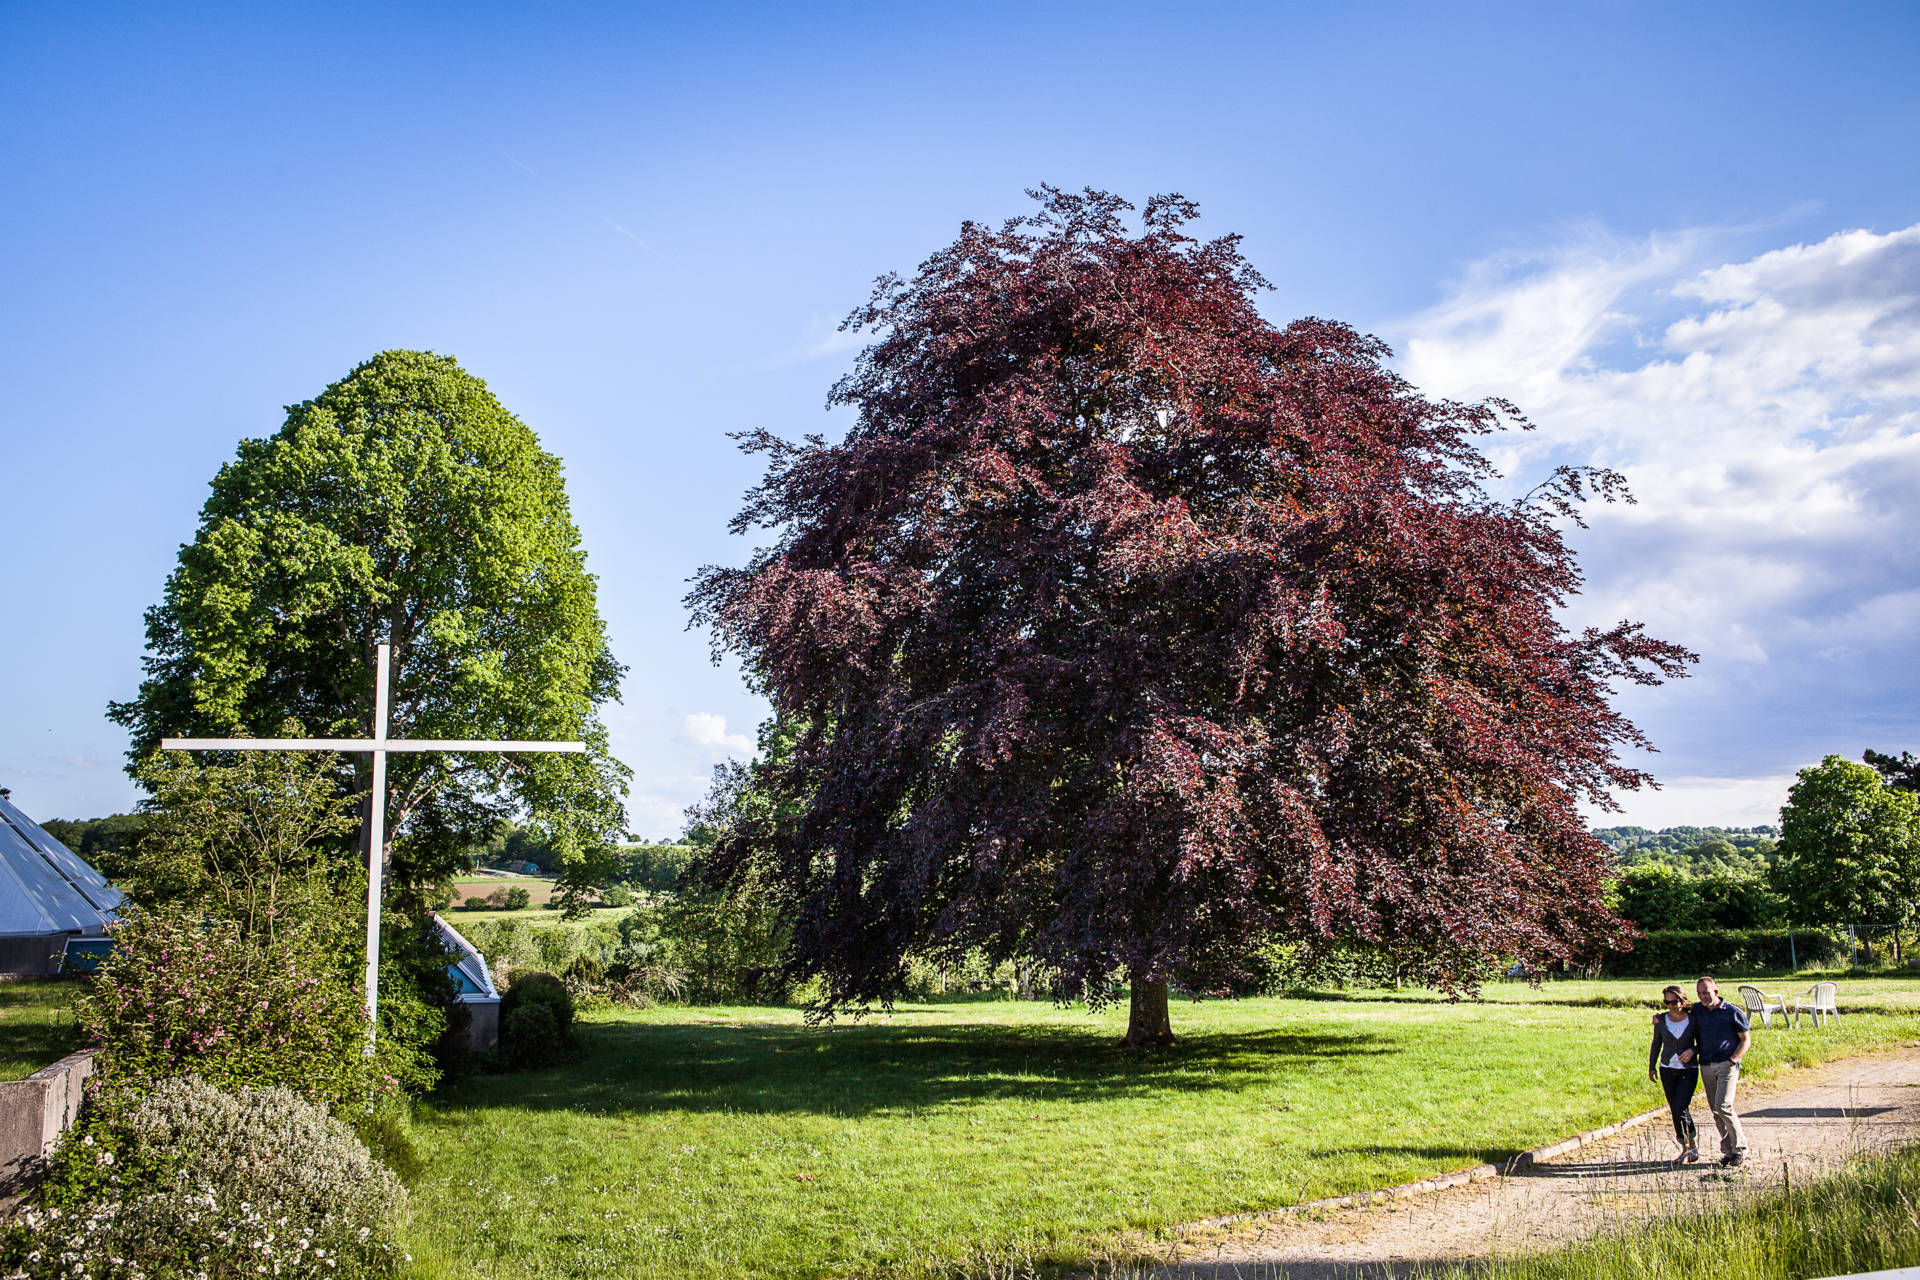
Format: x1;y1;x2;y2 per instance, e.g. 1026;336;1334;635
1700;1060;1747;1159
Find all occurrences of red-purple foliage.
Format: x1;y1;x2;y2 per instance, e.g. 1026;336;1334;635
688;188;1693;1039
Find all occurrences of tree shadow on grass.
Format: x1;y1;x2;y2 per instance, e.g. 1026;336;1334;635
431;1018;1394;1120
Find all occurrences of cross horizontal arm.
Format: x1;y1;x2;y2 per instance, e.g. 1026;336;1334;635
381;739;586;753
160;737;586;753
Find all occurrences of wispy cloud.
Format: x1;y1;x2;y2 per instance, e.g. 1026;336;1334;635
607;220;654;252
1397;221;1920;828
761;315;871;370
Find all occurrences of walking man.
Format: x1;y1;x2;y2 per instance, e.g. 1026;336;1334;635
1688;975;1751;1167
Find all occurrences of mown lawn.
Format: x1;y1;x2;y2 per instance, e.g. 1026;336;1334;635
444;903;632;930
400;979;1920;1280
0;981;82;1081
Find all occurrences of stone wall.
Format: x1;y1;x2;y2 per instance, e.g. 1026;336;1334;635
0;1049;95;1209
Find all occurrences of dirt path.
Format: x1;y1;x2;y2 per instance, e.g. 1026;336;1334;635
1151;1046;1920;1278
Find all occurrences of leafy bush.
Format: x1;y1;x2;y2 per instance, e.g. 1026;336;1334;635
77;905;443;1109
372;912;457;1095
564;952;603;985
601;882;635;907
504;886;532;910
77;907;380;1110
1603;927;1848;977
3;1076;407;1278
1232;939;1507;993
127;740;359;936
502;970;574;1034
498;970;574;1067
501;1001;565;1068
607;963;688;1007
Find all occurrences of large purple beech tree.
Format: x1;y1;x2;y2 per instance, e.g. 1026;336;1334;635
689;189;1693;1046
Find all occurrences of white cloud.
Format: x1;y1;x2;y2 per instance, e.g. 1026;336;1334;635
626;792;691;839
1397;221;1920;821
679;711;754;759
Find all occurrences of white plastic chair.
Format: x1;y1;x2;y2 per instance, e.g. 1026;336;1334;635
1792;981;1840;1028
1738;983;1787;1029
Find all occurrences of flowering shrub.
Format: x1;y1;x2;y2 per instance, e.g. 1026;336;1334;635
2;1076;407;1278
75;907;385;1112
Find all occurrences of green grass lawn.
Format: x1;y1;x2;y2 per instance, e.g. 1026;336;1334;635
400;979;1920;1280
0;981;82;1081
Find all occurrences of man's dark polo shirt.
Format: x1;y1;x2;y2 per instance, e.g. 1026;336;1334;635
1693;999;1750;1063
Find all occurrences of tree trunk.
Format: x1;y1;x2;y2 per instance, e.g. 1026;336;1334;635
1123;973;1174;1047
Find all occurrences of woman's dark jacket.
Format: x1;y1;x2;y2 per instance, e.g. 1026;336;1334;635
1650;1013;1700;1074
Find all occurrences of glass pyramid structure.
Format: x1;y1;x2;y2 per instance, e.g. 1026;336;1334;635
0;792;124;940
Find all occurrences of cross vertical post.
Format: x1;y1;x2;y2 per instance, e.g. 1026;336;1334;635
363;641;391;1053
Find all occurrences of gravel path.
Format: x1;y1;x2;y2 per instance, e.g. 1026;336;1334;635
1149;1045;1920;1279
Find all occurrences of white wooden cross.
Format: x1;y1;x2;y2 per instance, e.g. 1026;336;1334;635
162;641;584;1051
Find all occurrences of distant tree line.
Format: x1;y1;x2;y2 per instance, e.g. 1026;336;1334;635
1596;825;1778;868
1594;749;1919;968
38;813;148;882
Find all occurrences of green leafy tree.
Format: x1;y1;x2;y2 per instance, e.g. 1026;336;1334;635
1694;869;1785;929
108;350;630;906
1612;863;1704;928
614;842;693;892
1775;755;1920;955
1865;748;1920;793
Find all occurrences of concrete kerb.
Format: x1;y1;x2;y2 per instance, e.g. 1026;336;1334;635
1;1049;97;1210
1184;1104;1671;1232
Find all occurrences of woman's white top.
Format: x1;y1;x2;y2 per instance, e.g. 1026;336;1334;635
1662;1014;1692;1068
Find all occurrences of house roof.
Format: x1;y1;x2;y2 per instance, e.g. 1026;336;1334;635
431;912;500;1002
0;793;125;939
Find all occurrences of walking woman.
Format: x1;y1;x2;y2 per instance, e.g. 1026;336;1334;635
1651;983;1700;1165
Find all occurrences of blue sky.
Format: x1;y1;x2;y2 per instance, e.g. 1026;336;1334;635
4;4;1918;835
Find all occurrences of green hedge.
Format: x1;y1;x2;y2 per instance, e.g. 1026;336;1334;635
1603;927;1848;977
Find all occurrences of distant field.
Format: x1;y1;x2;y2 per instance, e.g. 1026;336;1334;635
443;904;634;932
0;981;81;1081
449;875;558;907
